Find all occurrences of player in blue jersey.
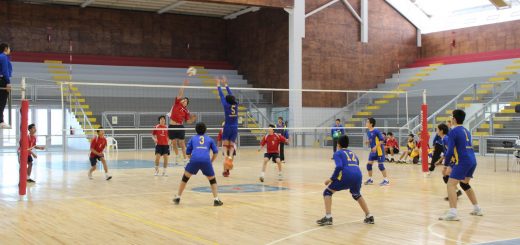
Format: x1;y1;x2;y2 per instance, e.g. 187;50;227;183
439;110;482;221
173;122;223;206
436;122;463;201
216;76;239;177
364;118;389;186
316;135;374;226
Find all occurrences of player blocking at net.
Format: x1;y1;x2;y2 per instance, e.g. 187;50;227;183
173;122;223;206
317;135;374;226
216;76;239;177
168;79;197;165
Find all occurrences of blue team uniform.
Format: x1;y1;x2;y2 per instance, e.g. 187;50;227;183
444;126;477;180
185;134;219;176
218;85;239;142
441;135;455;167
328;149;362;197
367;128;385;162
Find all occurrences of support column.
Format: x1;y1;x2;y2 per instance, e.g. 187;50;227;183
286;0;305;145
361;0;368;43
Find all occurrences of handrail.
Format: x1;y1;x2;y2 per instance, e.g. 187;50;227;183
316;91;369;127
67;84;95;136
468;80;519;132
236;90;273;127
102;113;115;136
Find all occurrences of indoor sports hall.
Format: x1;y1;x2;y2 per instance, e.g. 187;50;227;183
1;0;520;244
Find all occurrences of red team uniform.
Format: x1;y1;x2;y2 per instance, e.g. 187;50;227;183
168;97;191;140
261;133;287;162
153;124;170;155
89;136;107;166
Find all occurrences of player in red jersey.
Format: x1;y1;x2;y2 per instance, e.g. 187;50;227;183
168;79;197;165
19;124;46;183
152;115;170;176
258;124;287;182
88;128;112;180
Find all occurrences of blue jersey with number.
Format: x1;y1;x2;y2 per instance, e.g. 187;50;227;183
444;126;476;166
218;86;239;127
367;128;385;157
331;149;362;181
186;134;218;162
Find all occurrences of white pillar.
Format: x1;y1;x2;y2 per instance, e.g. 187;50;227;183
361;0;368;43
286;0;305;145
417;28;422;47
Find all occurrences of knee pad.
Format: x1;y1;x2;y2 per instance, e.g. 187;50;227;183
442;175;449;184
181;174;190;183
367;164;373;171
209;178;217;185
460;182;471;191
378;163;385;171
352;194;362;200
323;189;333;197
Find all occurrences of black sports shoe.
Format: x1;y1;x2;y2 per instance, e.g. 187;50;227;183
173;197;180;205
27;179;35;183
316;216;333;226
364;215;375;224
444;190;464;201
214;199;223;206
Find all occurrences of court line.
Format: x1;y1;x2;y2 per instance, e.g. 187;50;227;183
80;199;219;245
265;205;520;245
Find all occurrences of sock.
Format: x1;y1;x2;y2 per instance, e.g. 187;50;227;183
260;172;265;177
449;208;457;215
325;214;332;218
366;213;372;218
163;168;167;173
214;197;220;201
473;204;480;210
384;178;388;182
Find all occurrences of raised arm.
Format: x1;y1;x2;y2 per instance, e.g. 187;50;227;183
177;79;189;99
222;76;233;95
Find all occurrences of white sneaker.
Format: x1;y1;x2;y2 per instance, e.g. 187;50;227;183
439;212;459;221
162;172;168;177
278;173;284;180
0;122;11;129
88;172;93;180
106;175;112;181
154;169;159;176
470;208;483;216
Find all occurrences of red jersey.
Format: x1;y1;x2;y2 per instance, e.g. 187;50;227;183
90;136;107;158
169;97;190;124
217;129;223;142
386;138;399;149
18;134;37;152
152;124;169;146
260;133;287;154
417;139;429;149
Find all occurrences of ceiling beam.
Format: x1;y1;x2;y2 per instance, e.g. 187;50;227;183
223;6;260;19
158;1;186;14
80;0;95;8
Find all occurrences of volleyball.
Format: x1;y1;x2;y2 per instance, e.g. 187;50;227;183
187;67;197;76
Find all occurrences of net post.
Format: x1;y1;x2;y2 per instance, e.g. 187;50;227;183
421;89;429;175
19;77;29;198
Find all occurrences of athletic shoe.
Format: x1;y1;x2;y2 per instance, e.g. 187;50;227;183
259;176;264;183
0;122;11;129
106;175;112;181
162;172;168;177
214;199;223;206
222;170;230;177
154;169;159;176
316;216;333;226
364;179;374;185
444;190;463;201
173;196;180;205
379;180;390;186
439;212;459;221
364;215;375;224
27;178;35;183
390;159;395;163
278;173;284;180
470;208;483;216
281;160;286;164
88;173;93;180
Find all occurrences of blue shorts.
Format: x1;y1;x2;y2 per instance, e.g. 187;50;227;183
328;176;362;196
449;163;476;180
368;152;385;163
185;160;215;177
222;125;238;142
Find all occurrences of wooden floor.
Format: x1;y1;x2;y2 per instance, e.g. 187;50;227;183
1;147;520;244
